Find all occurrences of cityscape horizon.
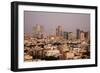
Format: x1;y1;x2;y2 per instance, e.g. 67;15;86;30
24;11;90;62
24;11;90;34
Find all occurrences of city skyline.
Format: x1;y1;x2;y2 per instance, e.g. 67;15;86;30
24;11;90;61
24;11;90;34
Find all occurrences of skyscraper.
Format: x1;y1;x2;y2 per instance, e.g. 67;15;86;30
63;32;68;39
33;24;44;38
76;29;80;39
80;31;85;40
68;32;76;40
56;25;63;37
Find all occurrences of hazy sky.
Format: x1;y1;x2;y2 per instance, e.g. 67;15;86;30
24;11;90;34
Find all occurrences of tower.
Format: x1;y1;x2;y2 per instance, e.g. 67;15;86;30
63;32;68;39
33;24;44;39
76;29;80;39
80;31;85;41
56;25;63;37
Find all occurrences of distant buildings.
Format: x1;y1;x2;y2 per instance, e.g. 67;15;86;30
85;32;90;40
24;24;90;61
32;24;89;41
76;29;89;40
68;32;76;40
55;25;89;40
33;24;44;39
56;25;63;37
24;33;31;40
76;29;80;39
80;31;86;41
63;32;68;40
55;25;75;40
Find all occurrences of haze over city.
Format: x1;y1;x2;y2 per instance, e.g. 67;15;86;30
24;11;90;61
24;11;90;34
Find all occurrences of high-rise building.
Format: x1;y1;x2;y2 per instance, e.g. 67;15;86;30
68;32;76;40
85;31;90;40
76;29;89;40
80;31;85;40
76;29;80;39
56;25;63;37
63;32;68;39
68;32;73;40
33;24;44;38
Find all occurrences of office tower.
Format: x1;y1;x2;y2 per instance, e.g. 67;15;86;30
76;29;80;39
80;31;85;40
68;32;73;40
68;32;76;40
63;32;68;39
56;25;63;37
33;24;44;38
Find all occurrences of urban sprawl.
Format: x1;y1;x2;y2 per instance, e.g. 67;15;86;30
24;24;90;62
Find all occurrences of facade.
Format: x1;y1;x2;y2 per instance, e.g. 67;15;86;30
56;25;63;37
80;31;85;41
76;29;89;40
76;29;80;39
33;24;44;39
63;31;68;39
68;32;75;40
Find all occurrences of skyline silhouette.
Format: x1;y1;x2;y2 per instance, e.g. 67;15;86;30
24;11;90;34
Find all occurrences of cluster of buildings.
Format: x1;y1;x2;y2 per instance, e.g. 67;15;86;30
32;24;89;41
24;24;90;62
